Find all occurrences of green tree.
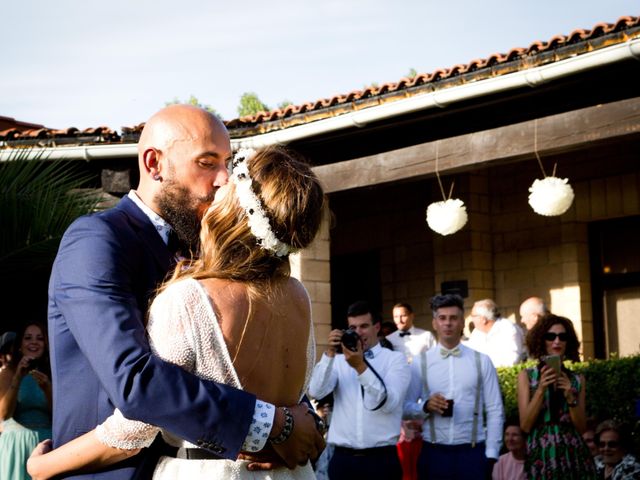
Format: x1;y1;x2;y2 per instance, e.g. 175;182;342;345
406;68;418;79
237;92;270;117
278;100;293;110
165;95;221;119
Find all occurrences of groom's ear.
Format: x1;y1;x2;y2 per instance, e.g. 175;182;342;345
142;147;162;180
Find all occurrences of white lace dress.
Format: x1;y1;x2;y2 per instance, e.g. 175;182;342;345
96;278;316;479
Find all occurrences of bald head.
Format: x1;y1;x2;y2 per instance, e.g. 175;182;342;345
519;297;549;330
136;104;230;211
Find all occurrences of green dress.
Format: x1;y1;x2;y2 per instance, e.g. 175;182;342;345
524;367;596;479
0;374;52;480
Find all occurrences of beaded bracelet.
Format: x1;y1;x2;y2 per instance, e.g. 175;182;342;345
270;407;294;445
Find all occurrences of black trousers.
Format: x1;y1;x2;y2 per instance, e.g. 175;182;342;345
417;441;487;480
328;445;402;480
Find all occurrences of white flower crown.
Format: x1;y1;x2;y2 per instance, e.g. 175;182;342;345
230;148;294;257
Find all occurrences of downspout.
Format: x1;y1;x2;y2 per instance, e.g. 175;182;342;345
2;37;639;161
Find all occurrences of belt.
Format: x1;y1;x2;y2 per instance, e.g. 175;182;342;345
423;441;485;451
334;445;397;457
167;447;222;460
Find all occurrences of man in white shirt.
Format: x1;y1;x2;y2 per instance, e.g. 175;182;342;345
519;296;549;331
404;294;504;480
387;303;436;362
465;299;524;368
386;303;435;479
309;301;411;480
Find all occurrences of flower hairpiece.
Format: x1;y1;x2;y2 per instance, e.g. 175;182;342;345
230;148;294;257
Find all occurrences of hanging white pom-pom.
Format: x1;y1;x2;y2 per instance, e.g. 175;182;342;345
426;198;468;235
528;176;575;216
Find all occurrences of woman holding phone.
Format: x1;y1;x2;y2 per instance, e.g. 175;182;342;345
0;322;52;480
517;314;595;479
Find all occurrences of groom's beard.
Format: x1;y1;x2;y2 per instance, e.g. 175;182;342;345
156;179;214;255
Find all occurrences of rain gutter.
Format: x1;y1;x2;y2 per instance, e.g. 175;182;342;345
2;37;639;161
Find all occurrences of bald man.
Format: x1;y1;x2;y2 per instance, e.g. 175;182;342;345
48;105;322;480
519;297;549;331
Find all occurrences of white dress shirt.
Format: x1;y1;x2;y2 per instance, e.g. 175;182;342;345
308;343;411;449
404;342;504;459
464;318;524;368
387;326;436;362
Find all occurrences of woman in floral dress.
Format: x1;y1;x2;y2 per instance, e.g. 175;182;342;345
517;314;596;479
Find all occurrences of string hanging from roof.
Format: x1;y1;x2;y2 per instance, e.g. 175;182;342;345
426;141;468;235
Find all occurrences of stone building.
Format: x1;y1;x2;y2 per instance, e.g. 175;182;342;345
2;16;639;359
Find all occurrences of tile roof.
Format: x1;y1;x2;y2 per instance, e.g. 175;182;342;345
1;15;638;145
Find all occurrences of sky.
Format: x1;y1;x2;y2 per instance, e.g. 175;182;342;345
1;1;638;130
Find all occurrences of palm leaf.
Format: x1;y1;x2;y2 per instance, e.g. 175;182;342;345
0;148;103;275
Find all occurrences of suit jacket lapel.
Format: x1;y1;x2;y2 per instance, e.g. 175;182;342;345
116;196;176;274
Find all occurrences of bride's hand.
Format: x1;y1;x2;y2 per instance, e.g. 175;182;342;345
238;447;285;471
27;439;53;480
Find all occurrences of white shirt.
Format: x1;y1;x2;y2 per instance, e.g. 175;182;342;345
464;318;524;368
128;190;273;452
404;343;504;459
387;326;436;362
308;343;411;449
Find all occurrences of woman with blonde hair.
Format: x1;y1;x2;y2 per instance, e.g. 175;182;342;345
27;146;325;480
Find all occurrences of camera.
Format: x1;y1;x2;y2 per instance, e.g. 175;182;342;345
341;329;360;352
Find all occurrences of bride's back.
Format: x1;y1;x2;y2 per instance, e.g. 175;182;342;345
200;276;311;407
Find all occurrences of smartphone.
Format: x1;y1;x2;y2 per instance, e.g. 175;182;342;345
543;354;561;375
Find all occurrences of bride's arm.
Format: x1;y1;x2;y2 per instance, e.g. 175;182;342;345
27;432;141;480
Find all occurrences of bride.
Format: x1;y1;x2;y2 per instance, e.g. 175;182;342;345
27;146;325;479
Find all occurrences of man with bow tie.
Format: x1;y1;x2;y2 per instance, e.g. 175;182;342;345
309;300;411;480
385;303;435;480
403;294;504;480
387;303;436;363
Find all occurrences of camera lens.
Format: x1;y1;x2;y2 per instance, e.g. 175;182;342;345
341;329;360;352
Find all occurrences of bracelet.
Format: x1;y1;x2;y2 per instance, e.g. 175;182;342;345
270;407;294;445
566;387;578;407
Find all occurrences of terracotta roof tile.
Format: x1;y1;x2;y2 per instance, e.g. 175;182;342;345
1;15;638;144
222;14;639;134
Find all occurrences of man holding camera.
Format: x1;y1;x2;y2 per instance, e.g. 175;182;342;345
403;294;504;480
308;301;411;480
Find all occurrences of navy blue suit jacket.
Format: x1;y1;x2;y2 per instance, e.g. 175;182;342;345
48;196;256;479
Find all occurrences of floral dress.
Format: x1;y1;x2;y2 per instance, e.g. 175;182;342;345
524;366;596;479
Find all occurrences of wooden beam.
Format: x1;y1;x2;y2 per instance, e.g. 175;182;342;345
314;97;640;193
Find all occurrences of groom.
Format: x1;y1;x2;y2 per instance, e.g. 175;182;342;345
48;105;323;479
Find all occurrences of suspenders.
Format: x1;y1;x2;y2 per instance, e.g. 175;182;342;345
420;348;483;447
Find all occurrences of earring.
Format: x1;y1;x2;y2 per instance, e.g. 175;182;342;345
153;174;162;181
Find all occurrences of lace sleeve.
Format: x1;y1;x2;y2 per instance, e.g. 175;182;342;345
95;281;198;450
96;408;159;449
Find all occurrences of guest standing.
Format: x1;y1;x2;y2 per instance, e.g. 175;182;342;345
0;322;52;480
517;314;595;479
404;294;504;480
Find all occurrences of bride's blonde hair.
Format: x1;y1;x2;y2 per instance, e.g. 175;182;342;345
170;145;325;300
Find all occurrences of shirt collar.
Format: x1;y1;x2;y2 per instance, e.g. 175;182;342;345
365;342;382;357
128;190;172;245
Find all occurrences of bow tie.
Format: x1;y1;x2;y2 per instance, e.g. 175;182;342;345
364;349;374;359
440;347;461;359
399;331;411;337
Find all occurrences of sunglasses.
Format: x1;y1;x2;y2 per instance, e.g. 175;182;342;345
543;332;568;342
598;440;619;449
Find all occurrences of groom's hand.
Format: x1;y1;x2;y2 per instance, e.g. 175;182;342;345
270;404;325;469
